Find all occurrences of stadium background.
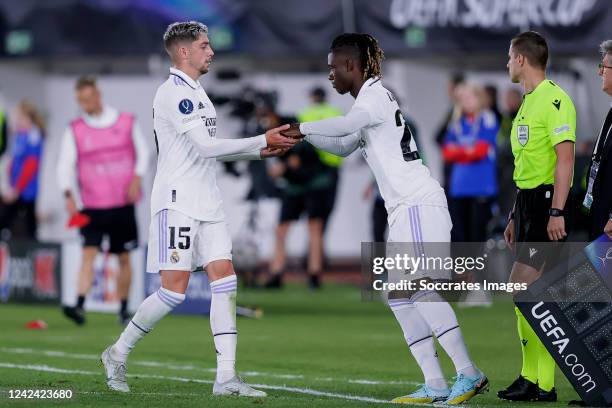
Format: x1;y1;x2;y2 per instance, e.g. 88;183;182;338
0;0;611;406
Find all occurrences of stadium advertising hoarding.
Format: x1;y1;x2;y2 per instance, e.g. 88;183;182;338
61;241;145;313
0;240;60;304
0;0;610;56
515;236;612;407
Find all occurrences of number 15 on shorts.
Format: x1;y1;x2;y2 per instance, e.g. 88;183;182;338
168;226;191;250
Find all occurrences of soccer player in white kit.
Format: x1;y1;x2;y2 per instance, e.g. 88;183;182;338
101;21;298;396
285;33;488;404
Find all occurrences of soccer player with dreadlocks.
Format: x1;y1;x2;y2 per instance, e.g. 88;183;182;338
284;33;488;404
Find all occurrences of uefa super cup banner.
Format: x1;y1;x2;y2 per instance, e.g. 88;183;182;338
1;0;610;57
516;236;612;407
0;240;61;304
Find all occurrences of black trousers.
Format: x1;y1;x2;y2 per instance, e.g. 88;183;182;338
0;198;36;239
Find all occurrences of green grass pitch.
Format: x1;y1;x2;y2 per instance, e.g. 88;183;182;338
0;285;579;407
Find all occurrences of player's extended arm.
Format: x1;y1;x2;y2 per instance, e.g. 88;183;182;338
186;124;295;160
304;132;361;157
299;107;372;137
217;149;262;162
186;128;266;159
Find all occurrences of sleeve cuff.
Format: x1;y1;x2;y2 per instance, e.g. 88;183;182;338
299;123;309;135
257;133;267;148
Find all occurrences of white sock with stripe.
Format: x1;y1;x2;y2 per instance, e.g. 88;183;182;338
413;291;478;377
389;298;448;390
210;274;238;384
111;287;185;362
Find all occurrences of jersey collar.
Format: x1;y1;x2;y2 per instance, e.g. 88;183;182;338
169;67;200;90
356;76;381;99
525;78;550;98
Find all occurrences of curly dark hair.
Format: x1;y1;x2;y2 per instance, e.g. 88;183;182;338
330;33;385;80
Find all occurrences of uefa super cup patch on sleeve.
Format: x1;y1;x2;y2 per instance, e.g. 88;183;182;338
178;99;194;115
554;124;571;135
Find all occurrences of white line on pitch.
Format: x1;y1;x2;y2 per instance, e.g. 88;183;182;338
0;362;395;405
0;347;418;386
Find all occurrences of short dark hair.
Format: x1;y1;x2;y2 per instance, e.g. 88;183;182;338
311;87;326;101
451;72;465;86
511;31;548;70
163;21;208;55
331;33;385;80
75;75;97;91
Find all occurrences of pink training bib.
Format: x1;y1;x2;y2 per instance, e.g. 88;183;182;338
72;112;136;209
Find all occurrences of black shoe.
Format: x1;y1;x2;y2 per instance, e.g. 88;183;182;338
308;274;321;289
538;387;557;402
497;376;538;401
568;400;587;406
63;306;86;326
264;274;283;289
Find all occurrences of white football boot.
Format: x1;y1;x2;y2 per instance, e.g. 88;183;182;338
213;376;266;397
100;346;129;392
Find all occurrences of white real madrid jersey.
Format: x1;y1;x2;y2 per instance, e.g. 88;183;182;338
151;67;225;221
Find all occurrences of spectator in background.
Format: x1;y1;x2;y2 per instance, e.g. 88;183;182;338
243;94;286;200
297;87;343;263
584;39;612;240
265;141;331;289
58;76;151;326
435;72;465;188
497;88;523;216
0;103;7;157
0;101;45;240
484;84;503;125
443;83;499;242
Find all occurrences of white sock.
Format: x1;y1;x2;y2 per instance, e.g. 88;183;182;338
389;298;448;390
210;274;238;383
111;287;185;363
412;291;478;377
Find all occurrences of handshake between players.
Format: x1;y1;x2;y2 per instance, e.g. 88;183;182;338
260;123;305;158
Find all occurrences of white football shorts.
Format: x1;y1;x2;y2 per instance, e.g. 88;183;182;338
386;204;452;282
146;209;232;273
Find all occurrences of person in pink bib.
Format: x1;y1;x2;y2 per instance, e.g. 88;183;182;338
57;76;151;326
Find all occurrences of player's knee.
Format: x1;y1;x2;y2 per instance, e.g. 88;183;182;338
160;270;190;293
206;259;234;281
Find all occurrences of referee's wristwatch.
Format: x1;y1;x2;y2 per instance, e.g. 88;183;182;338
549;208;565;217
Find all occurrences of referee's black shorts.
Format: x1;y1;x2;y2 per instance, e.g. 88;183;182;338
514;184;569;270
80;205;138;254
